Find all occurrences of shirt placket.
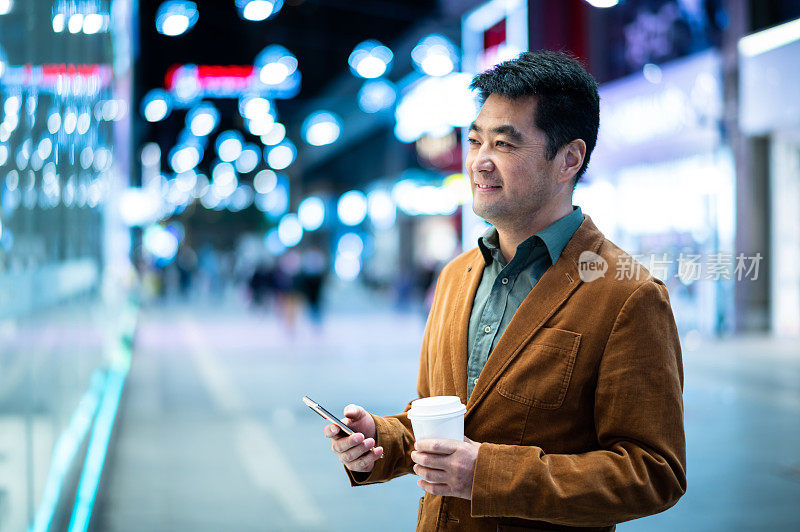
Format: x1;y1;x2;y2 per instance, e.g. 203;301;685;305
467;264;516;396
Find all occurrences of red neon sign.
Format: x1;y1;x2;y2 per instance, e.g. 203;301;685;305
0;63;113;92
166;64;256;93
164;63;300;99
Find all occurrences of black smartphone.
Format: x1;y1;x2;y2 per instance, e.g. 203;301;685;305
302;395;355;435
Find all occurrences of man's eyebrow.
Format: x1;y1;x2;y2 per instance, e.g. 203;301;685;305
491;125;524;142
468;123;524;143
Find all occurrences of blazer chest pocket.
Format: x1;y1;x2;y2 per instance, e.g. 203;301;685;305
496;327;581;410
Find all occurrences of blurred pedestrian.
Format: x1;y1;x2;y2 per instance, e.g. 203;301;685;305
176;246;197;299
275;250;302;336
197;244;221;300
248;261;272;309
299;247;327;327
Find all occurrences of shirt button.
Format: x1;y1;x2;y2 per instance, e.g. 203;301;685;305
472;377;479;385
484;326;492;334
501;277;509;285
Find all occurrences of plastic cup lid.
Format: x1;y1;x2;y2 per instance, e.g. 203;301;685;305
408;396;466;417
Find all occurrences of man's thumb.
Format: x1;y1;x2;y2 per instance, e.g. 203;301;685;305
343;404;364;419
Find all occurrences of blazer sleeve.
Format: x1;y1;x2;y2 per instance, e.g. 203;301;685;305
345;271;441;486
470;279;687;526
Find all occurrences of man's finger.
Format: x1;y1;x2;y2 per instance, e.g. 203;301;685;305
324;423;344;438
410;450;449;469
418;478;451;497
414;438;458;454
339;437;375;462
343;449;371;468
413;464;448;484
344;446;382;472
343;404;363;419
331;432;364;453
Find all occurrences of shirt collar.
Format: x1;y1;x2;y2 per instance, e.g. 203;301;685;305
477;226;503;265
477;206;584;267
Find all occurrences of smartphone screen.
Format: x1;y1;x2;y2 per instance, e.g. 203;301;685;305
302;396;355;435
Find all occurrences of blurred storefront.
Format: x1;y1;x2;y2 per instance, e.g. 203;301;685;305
585;50;735;337
457;0;735;336
739;17;800;338
0;1;133;530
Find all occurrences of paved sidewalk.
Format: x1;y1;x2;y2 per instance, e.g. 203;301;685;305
94;302;426;531
95;300;800;531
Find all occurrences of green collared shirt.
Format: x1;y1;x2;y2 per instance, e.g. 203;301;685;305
466;207;584;400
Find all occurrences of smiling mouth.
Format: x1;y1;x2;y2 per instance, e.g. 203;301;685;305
476;184;501;189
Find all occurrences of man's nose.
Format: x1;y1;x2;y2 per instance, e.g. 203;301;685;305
470;147;494;173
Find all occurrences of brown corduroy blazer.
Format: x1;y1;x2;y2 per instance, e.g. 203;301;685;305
348;215;686;531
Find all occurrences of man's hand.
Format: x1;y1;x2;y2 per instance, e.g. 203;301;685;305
411;437;481;499
324;404;383;473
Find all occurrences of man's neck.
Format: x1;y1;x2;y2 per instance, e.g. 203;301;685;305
495;204;573;263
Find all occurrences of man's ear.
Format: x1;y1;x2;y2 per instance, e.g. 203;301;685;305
556;139;586;185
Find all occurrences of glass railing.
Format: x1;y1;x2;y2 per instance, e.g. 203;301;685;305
0;1;133;530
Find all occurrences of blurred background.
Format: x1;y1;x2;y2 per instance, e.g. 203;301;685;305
1;0;799;530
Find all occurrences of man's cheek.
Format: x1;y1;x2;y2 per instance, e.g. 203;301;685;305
464;159;474;176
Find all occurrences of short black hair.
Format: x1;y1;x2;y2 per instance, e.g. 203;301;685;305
470;50;600;184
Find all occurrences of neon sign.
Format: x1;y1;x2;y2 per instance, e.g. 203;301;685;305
0;64;113;94
165;63;300;99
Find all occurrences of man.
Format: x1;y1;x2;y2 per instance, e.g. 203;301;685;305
324;51;686;531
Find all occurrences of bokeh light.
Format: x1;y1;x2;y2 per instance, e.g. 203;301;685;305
337;190;368;226
411;34;459;77
278;213;303;247
256;44;298;86
156;0;199;37
235;144;261;174
141;89;172;122
348;40;393;79
358;79;397;113
156;1;199;37
267;140;296;170
367;189;396;229
298;196;325;231
236;0;283;21
187;103;219;136
253;169;278;194
302;111;341;146
215;130;244;163
260;123;286;146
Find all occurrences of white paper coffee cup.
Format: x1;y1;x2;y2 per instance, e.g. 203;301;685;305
407;396;466;441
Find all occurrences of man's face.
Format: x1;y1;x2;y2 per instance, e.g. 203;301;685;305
466;94;559;228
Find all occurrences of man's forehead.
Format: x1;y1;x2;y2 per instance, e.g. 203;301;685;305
473;94;537;131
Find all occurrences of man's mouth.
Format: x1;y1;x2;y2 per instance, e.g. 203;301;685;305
476;183;501;189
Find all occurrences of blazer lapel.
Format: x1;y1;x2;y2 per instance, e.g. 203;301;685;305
465;216;605;418
448;251;486;406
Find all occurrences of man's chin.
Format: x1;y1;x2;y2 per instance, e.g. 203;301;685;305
473;204;532;232
472;204;503;225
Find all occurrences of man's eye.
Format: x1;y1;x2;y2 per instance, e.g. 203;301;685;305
468;138;480;145
496;140;510;147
